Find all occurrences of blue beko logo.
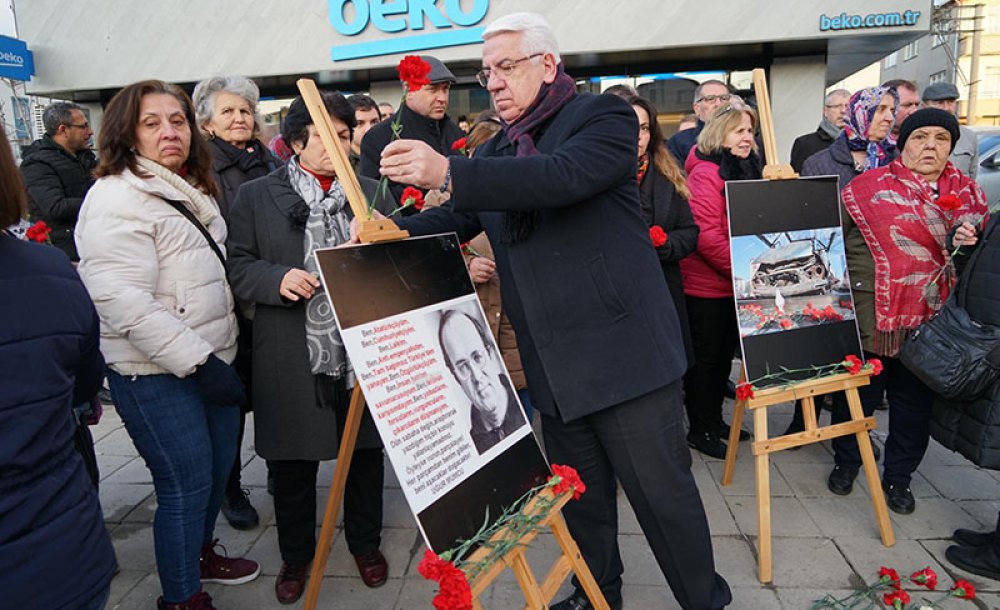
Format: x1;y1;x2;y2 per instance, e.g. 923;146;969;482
329;0;489;61
0;36;34;81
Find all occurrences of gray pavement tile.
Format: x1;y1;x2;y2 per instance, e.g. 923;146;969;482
924;438;980;467
722;586;781;609
777;588;860;610
702;480;741;537
800;496;897;540
956;500;1000;528
922;465;1000;501
95;427;141;458
711;536;765;588
777;461;846;498
244;525;286;577
920;538;1000;593
103;458;157;485
109;523;158;572
107;569;148;608
728;496;823;538
327;527;421;580
768;441;835;465
97;454;135;481
107;573;160;610
395;576;446;609
834;536;947;585
708;458;795;497
620;532;667;586
100;483;154;524
214;575;404;609
768;537;854;589
121;492;156;524
891;498;986;540
239;455;269;488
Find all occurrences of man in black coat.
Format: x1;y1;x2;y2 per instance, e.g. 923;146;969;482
789;89;849;173
20;102;97;261
358;55;465;211
369;12;731;610
666;79;730;165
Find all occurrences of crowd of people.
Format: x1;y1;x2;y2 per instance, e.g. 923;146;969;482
2;10;999;610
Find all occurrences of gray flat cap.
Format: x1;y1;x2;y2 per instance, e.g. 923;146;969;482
922;82;960;101
421;55;456;84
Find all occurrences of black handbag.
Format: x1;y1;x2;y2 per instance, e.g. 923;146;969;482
900;221;1000;400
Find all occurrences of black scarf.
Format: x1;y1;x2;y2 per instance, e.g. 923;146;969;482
695;147;763;182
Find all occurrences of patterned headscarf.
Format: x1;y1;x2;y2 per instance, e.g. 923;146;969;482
842;86;898;171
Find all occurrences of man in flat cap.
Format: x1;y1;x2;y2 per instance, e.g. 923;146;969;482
922;81;979;179
360;55;466;210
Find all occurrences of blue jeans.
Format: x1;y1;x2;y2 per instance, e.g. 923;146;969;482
107;370;240;603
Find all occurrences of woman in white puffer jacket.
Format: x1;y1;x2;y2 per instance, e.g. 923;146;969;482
75;80;259;610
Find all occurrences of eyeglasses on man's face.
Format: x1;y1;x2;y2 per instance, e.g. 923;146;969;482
453;346;492;379
696;94;731;104
66;122;90;130
476;53;544;88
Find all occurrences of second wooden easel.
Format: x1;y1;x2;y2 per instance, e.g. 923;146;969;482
718;69;895;584
294;78;609;610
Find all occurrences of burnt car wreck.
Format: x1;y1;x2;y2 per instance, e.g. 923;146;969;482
749;231;838;298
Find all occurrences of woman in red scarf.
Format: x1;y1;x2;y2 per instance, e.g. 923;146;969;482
827;108;989;514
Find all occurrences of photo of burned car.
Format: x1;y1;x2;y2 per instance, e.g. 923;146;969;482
748;231;838;298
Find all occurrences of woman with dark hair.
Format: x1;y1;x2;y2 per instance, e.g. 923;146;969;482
1;121;116;610
681;100;762;459
75;80;259;610
192;75;280;531
226;91;393;604
628;95;699;363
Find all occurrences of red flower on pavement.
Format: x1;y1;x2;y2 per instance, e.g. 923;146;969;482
883;588;910;609
549;464;586;500
25;220;52;243
451;137;467;152
417;550;472;610
400;186;425;211
779;318;793;329
843;354;863;375
868;358;884;376
910;567;938;590
878;566;902;588
937;193;962;212
736;383;755;401
397;55;432;92
951;579;976;600
649;225;667;247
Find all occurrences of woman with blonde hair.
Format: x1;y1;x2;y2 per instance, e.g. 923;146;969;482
680;99;761;459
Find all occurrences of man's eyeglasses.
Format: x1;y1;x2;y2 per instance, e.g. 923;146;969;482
453;346;492;379
66;123;90;130
824;103;848;110
476;54;543;88
696;94;731;104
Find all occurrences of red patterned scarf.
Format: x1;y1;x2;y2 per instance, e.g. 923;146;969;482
841;159;988;355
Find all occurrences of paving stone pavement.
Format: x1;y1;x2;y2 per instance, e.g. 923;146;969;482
94;394;1000;610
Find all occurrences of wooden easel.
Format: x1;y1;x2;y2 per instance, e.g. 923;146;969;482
718;70;895;584
295;79;609;610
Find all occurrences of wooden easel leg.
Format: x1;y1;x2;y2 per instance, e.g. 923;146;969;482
302;385;367;610
753;407;773;583
722;370;747;486
549;514;611;610
801;396;818;432
846;388;895;547
508;550;547;610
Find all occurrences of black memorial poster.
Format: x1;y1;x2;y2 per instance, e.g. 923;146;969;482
727;177;864;387
314;234;550;553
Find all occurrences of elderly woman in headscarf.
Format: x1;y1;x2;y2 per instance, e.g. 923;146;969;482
825;108;989;514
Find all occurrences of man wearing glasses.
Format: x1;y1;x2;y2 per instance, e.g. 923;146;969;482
438;309;525;455
371;12;732;610
790;88;850;173
359;55;465;210
667;79;731;164
20;101;96;261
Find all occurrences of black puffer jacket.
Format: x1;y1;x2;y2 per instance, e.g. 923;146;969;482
930;214;1000;468
19;135;98;261
207;137;278;222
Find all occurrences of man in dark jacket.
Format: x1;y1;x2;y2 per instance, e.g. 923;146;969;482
358;55;465;210
790;89;849;172
666;79;730;164
373;13;731;610
20;102;97;261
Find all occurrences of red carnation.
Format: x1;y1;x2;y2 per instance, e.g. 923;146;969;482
842;354;863;375
937;193;962;212
878;566;901;588
951;579;975;600
883;589;909;609
451;137;467;152
397;55;432;92
649;225;668;247
868;358;884;376
418;550;472;610
550;464;586;500
779;318;793;329
400;186;425;211
25;220;52;243
736;383;755;401
909;567;937;591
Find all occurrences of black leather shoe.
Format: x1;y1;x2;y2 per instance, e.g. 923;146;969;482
551;590;622;610
687;431;728;459
827;465;858;495
946;542;1000;580
882;481;915;515
222;488;259;530
954;528;997;547
717;422;751;442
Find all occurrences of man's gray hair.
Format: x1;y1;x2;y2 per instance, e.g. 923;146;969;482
483;12;561;64
42;101;83;136
693;79;728;104
192;75;263;134
824;89;850;105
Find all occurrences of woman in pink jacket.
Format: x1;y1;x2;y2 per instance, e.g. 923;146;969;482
680;100;762;459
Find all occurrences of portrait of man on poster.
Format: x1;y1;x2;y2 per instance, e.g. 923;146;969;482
438;308;526;455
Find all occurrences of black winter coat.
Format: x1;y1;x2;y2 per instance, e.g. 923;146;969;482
358;103;465;209
790;127;835;173
930;215;1000;468
397;93;688;421
0;234;115;608
19;135;98;261
207;137;279;222
639;165;699;363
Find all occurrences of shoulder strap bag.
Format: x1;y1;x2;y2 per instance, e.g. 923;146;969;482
162;198;226;268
